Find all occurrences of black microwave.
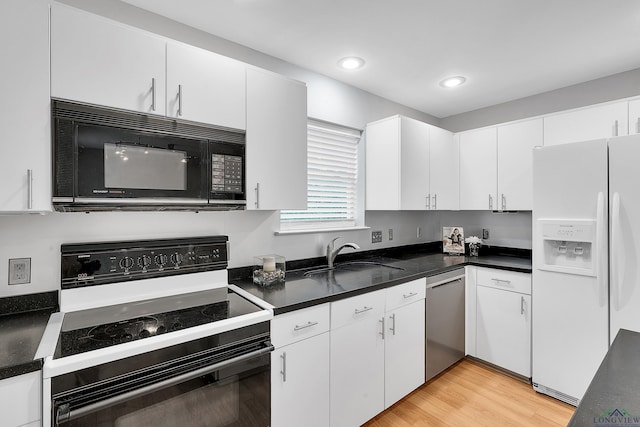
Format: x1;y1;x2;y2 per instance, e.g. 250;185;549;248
52;100;246;212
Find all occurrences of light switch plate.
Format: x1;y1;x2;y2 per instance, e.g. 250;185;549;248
9;258;31;285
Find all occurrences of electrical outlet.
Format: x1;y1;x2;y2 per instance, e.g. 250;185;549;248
9;258;31;285
482;228;490;239
388;229;393;241
372;230;383;243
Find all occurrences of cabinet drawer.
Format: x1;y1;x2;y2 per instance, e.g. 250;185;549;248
386;278;426;311
331;290;386;330
272;303;330;348
476;268;531;295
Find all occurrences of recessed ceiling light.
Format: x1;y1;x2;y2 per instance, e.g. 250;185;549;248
440;76;467;88
338;57;365;70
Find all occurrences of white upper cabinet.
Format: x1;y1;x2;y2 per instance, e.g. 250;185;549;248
459;127;497;210
429;126;459;210
51;3;166;115
245;67;308;210
400;117;430;210
166;42;246;129
543;101;628;146
496;119;543;211
366;115;457;210
0;0;51;212
629;99;640;135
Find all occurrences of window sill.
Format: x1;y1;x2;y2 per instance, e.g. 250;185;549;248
275;226;370;236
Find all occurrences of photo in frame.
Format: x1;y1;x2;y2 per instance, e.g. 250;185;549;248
443;226;465;255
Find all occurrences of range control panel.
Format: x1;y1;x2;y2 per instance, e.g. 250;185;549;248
61;236;228;289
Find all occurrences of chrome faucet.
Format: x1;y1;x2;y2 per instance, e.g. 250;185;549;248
327;237;360;269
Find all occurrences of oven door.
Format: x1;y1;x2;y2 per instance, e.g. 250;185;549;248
51;332;273;427
75;123;209;200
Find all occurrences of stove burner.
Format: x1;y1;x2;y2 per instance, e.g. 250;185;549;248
201;301;230;321
84;316;161;343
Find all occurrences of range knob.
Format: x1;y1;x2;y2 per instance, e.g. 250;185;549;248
119;257;134;270
170;252;183;266
154;253;168;267
138;255;152;269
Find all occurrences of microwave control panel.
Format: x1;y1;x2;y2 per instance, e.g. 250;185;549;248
211;154;243;194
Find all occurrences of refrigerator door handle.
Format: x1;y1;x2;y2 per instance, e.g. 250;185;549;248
596;191;607;308
611;192;623;311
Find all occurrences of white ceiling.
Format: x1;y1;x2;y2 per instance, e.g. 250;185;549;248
121;0;640;118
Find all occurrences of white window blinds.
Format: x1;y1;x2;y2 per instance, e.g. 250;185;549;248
280;119;361;230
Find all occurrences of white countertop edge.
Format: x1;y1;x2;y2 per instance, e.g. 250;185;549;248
229;284;275;310
35;312;64;360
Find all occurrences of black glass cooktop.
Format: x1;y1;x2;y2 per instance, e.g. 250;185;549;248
55;288;263;358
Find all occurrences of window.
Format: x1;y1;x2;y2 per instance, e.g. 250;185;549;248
280;119;361;231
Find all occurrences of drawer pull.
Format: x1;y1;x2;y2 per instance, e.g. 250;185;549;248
354;306;373;315
293;321;319;331
491;278;512;285
403;292;418;299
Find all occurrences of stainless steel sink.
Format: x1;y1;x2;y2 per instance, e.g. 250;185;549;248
303;261;404;277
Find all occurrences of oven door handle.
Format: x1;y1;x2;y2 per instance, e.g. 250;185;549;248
56;341;274;425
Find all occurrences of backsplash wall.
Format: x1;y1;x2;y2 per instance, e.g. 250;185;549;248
0;210;531;298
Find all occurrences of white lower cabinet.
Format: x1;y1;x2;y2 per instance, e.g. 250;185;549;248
330;279;426;427
0;371;41;427
271;304;330;427
473;267;532;377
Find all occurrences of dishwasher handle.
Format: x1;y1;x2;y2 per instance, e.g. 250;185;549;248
428;276;464;289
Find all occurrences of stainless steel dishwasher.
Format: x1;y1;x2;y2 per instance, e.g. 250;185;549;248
426;268;465;381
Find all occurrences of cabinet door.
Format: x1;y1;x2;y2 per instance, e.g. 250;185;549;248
365;117;400;210
330;316;385;427
0;371;41;427
629;99;640;135
166;42;245;129
246;67;307;210
272;333;330;427
429;126;459;210
51;3;166;115
476;286;531;377
496;119;542;211
0;0;51;212
400;117;429;210
465;266;477;357
459;127;497;210
543;101;628;146
384;299;425;408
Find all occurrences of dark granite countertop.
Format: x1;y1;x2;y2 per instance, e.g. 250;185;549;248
0;291;58;380
568;329;640;426
233;245;531;315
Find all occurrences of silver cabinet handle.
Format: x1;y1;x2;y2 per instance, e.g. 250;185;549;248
293;321;319;331
521;296;525;315
379;317;385;339
389;313;396;336
613;119;619;137
354;306;373;315
492;278;512;285
433;194;437;210
27;169;33;210
280;352;287;382
150;78;156;112
403;292;418;299
177;84;183;116
636;117;640;134
426;194;431;209
254;183;260;209
501;193;506;210
489;194;493;210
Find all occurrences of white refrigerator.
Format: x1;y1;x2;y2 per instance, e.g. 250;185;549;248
532;134;640;405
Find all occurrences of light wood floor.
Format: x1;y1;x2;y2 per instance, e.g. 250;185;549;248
363;359;575;427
